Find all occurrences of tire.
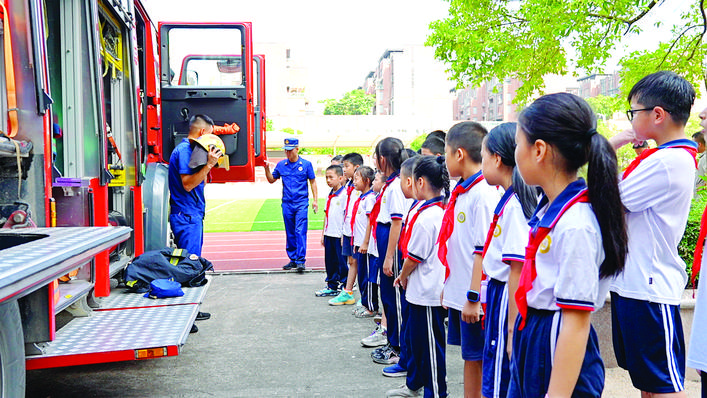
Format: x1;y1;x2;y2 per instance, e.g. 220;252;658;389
0;300;25;398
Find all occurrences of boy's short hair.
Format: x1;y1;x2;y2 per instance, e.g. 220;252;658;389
427;130;446;141
342;152;364;166
189;114;215;127
326;164;343;176
331;155;344;164
692;131;705;145
405;148;419;159
627;71;696;126
446;121;488;163
421;136;445;155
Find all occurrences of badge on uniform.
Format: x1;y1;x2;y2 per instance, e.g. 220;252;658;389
298;166;303;171
189;254;199;260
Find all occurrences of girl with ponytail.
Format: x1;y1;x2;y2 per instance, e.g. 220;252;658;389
508;93;626;398
479;122;537;398
389;155;449;398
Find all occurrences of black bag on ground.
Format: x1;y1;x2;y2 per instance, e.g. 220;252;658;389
123;247;214;293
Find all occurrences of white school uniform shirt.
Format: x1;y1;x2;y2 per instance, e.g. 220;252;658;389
526;180;609;311
343;180;359;237
406;197;446;307
323;185;347;238
442;171;500;311
611;140;697;305
376;172;413;225
482;187;530;283
353;190;376;247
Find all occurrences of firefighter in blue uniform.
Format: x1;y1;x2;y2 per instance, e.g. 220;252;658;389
263;138;319;272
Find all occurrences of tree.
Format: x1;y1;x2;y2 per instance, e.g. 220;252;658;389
322;89;375;115
427;1;707;105
584;95;624;119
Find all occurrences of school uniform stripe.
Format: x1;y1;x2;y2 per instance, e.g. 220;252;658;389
661;304;683;391
556;298;594;311
502;254;525;263
391;213;403;219
549;311;561;367
407;252;424;263
426;306;440;398
394;253;403;344
493;284;509;398
474;246;484;255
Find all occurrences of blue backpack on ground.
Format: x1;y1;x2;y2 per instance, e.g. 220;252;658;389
144;279;184;299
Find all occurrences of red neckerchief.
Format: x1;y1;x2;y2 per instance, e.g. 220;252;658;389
623;139;697;179
324;185;345;230
350;189;374;238
370;171;399;240
344;180;355;218
437;171;485;281
401;197;445;259
692;204;707;289
481;186;516;259
515;181;589;331
399;200;421;258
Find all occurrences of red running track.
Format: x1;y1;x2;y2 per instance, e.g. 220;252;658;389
202;230;325;272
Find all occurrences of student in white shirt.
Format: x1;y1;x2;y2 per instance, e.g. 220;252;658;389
329;153;363;306
387;155;449;398
509;93;627;398
479;123;537;398
315;165;348;297
609;71;697;397
440;121;498;398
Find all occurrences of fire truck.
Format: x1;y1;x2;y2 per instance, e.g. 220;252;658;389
0;0;266;396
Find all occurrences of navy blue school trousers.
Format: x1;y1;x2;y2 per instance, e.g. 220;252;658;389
407;303;447;398
376;223;406;350
282;202;308;265
356;250;379;312
323;235;347;289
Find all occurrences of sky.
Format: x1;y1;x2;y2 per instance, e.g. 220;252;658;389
142;0;451;100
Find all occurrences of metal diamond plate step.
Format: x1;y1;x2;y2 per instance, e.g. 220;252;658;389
100;278;210;309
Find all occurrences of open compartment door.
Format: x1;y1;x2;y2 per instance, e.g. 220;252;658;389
253;54;267;166
159;23;255;182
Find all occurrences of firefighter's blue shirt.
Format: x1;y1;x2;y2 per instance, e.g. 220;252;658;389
168;138;206;217
272;156;315;206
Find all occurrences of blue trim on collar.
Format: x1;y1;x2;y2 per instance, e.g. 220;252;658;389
529;179;588;230
360;189;374;199
409;199;420;211
494;185;515;215
658;139;697;149
459;170;483;189
386;170;400;183
330;185;345;196
420;195;445;208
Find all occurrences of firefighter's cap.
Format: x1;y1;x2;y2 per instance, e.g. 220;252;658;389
188;134;229;169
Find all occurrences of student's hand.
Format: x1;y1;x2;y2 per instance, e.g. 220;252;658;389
320;236;324;247
359;241;368;254
207;146;222;168
462;300;482;323
440;291;447;309
383;257;393;277
393;275;407;290
609;128;641;150
312;202;319;214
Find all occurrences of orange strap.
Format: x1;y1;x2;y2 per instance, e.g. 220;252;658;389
0;4;17;138
213;123;239;135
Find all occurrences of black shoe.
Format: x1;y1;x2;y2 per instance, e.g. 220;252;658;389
190;324;198;333
296;263;305;273
196;311;211;321
283;262;296;270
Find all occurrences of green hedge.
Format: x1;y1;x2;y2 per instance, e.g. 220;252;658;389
678;192;707;287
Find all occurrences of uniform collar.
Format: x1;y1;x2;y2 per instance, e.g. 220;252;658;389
360;189;374;199
329;185;345;196
494;185;515;216
530;179;588;230
420;195;444;208
386;170;400;183
458;170;483;189
659;139;697;149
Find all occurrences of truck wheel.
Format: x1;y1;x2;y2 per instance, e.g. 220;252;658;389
0;300;25;398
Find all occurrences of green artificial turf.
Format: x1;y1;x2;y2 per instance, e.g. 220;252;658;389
203;198;326;232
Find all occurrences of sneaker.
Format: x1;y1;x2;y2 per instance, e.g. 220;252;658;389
315;287;339;297
373;346;400;364
354;308;377;318
190;324;198;333
373;313;382;324
282;262;296;270
385;384;421;397
382;363;407;377
296;263;306;273
371;344;389;358
361;326;387;347
195;311;211;321
328;290;356;306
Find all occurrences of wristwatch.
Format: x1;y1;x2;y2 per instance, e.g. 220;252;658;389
467;289;480;303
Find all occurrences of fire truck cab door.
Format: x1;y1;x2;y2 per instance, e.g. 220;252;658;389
158;23;255;182
253;54;267;166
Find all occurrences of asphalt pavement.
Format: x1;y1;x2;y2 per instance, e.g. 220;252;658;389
26;272;701;397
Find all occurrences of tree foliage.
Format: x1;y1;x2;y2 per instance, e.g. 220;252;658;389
322;89;375;115
584;95;624;119
427;0;707;105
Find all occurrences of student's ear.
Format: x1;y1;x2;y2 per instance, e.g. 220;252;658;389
456;147;465;162
654;106;670;126
534;139;548;164
493;153;503;168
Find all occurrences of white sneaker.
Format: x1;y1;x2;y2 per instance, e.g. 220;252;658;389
360;325;387;347
385;384;421;397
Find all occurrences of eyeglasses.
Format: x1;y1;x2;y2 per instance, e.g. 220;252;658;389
626;106;671;121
